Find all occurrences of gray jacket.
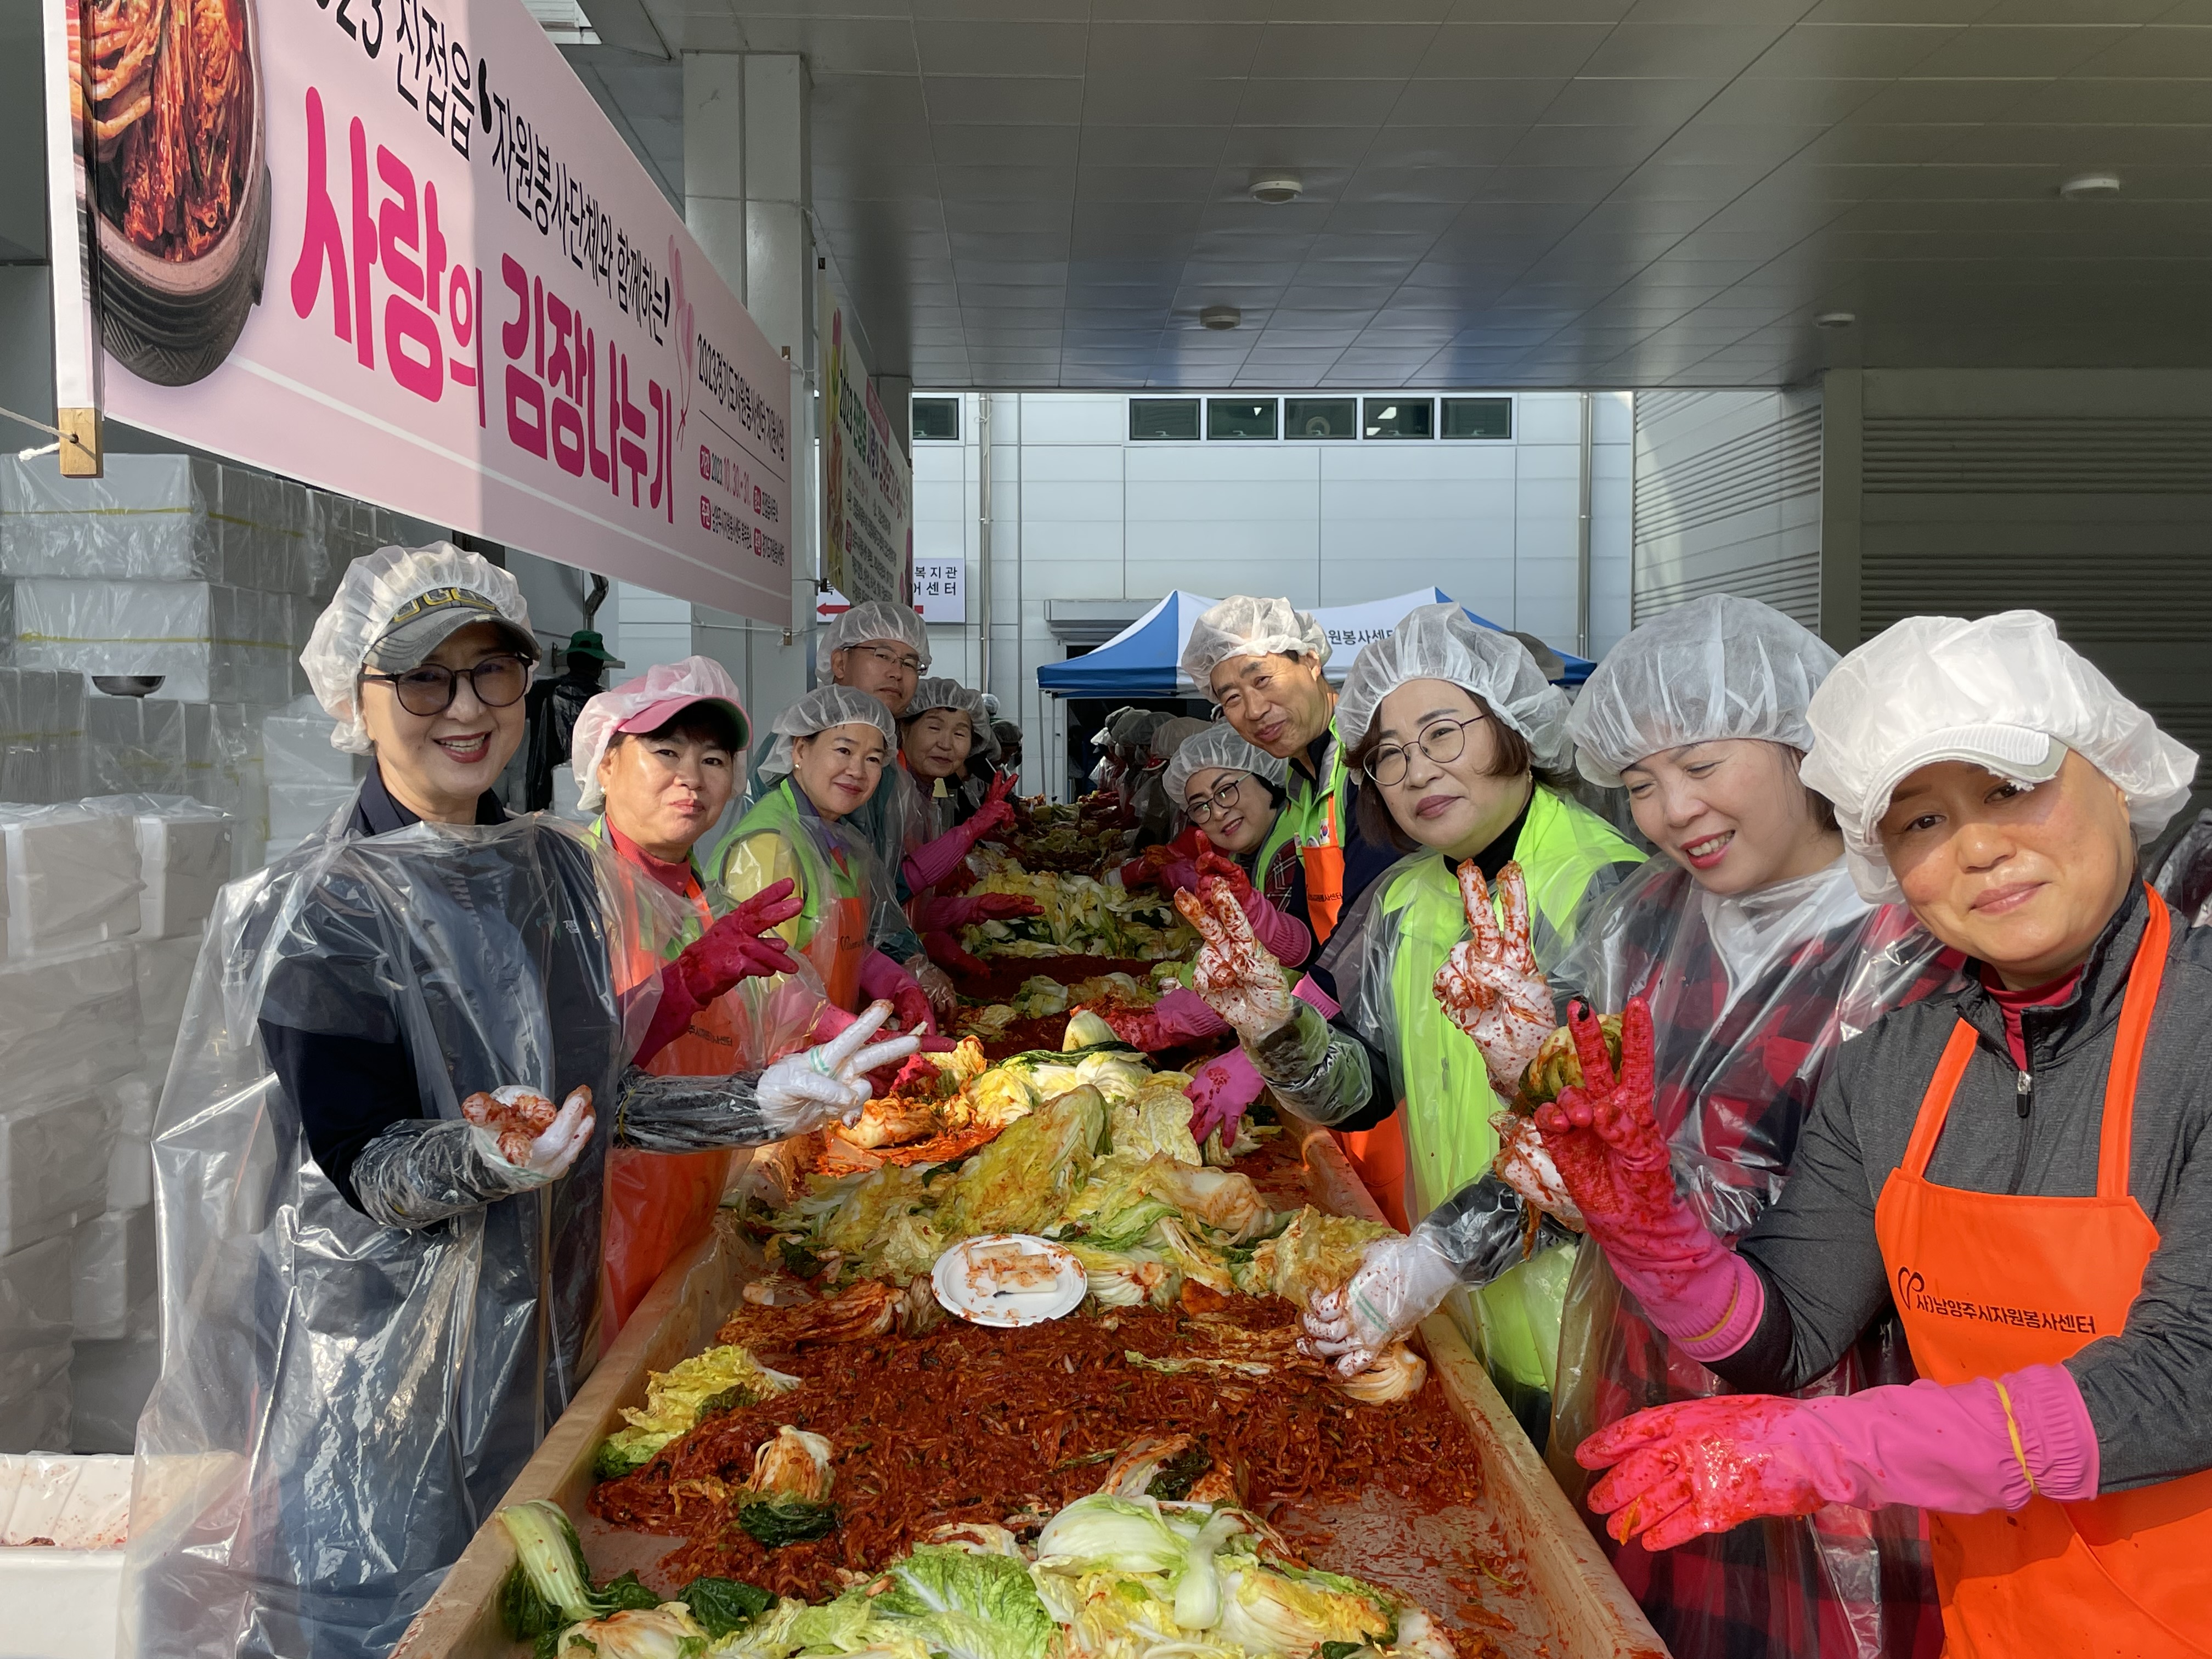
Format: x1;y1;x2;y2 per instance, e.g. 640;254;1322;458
1719;879;2212;1493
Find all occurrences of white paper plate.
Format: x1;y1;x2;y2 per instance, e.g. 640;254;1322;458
933;1234;1086;1327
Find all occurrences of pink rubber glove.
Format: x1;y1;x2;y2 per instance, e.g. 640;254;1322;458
1580;1365;2098;1551
915;892;1044;930
1094;985;1229;1051
859;950;938;1036
1533;998;1762;1360
901;774;1017;890
1186;1045;1263;1147
635;880;804;1065
922;929;988;978
1237;885;1312;969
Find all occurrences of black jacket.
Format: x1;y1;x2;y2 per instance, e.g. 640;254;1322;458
1719;880;2212;1493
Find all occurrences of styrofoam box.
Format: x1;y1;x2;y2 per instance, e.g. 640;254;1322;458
0;808;141;959
0;668;89;809
86;697;189;797
268;780;357;853
0;1095;114;1256
0;1236;76;1453
262;697;362;784
70;1208;154;1342
11;581;293;704
0;946;139;1104
0;1454;131;1659
99;1073;160;1214
70;1301;159;1455
134;936;198;1064
132;812;230;940
0;450;222;580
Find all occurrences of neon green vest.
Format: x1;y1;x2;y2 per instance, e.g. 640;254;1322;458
585;816;707;967
1381;787;1642;1394
703;778;862;956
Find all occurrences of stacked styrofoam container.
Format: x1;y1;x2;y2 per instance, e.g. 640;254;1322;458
0;1454;133;1658
0;802;142;1446
0;669;89;806
263;694;364;861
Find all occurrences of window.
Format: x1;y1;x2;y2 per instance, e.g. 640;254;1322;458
1362;397;1434;439
1207;398;1278;440
1442;397;1513;439
911;397;960;441
1284;397;1356;439
1131;398;1201;441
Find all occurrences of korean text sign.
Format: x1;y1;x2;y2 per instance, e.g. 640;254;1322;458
819;278;910;609
55;0;792;622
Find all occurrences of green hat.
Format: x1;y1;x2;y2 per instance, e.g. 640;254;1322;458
565;629;618;663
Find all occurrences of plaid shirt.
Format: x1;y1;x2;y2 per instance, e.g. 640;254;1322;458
1553;862;1961;1659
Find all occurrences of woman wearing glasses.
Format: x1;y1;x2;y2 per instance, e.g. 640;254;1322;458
1177;603;1639;1424
128;546;917;1659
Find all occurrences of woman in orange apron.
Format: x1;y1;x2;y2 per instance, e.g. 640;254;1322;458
706;684;943;1043
575;656;823;1335
1543;611;2209;1657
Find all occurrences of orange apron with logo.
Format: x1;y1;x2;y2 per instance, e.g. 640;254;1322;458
1874;890;2212;1658
602;876;740;1341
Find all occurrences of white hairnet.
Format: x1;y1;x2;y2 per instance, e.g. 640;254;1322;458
1803;610;2200;902
817;599;929;673
1336;603;1574;771
302;543;533;755
571;656;748;814
761;682;900;777
1164;723;1288;805
1180;596;1331;696
904;676;998;762
1567;595;1839;786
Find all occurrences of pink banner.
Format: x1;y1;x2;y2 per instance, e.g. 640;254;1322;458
60;0;791;623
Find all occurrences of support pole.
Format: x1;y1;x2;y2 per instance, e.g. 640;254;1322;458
1575;391;1594;661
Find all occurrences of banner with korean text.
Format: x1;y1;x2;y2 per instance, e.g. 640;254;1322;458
818;277;910;609
47;0;792;622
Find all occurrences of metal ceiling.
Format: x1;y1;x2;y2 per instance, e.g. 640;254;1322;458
563;1;2212;389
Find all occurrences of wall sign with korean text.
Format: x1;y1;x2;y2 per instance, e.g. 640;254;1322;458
49;0;791;622
819;276;910;610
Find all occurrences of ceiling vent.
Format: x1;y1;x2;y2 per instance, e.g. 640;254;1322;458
1199;306;1242;331
1248;176;1302;205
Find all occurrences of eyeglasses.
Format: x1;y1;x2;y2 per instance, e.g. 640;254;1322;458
1363;713;1488;788
362;654;532;717
1185;775;1250;824
853;643;924;675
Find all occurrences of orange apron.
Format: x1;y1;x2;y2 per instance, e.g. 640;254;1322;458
1874;889;2212;1657
601;871;739;1340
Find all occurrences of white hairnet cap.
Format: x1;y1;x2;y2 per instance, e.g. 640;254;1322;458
1164;723;1288;805
1336;603;1574;771
1180;596;1331;696
761;682;900;777
1567;595;1839;787
302;543;534;755
905;676;998;761
1803;610;2200;902
572;656;749;814
817;599;929;673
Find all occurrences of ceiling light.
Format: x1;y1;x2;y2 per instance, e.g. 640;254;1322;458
1815;311;1856;329
2059;173;2121;200
1199;306;1242;331
1248;176;1302;205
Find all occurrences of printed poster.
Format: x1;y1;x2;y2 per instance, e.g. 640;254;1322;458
819;277;910;608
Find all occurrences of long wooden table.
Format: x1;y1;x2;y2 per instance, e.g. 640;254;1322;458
393;1127;1668;1659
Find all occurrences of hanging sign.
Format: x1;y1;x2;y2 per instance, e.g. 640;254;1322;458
42;0;791;622
819;277;911;608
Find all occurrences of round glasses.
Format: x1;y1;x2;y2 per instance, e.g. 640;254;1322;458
1185;774;1250;823
362;654;532;717
851;642;924;675
1363;713;1488;788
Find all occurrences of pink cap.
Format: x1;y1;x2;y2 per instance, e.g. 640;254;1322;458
618;694;748;746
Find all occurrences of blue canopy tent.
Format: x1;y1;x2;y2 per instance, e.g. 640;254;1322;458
1035;588;1593;697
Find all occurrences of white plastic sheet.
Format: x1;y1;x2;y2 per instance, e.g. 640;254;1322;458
0;945;140;1105
10;580;297;706
0;669;89;807
0;806;143;960
0;1235;74;1453
70;1206;155;1342
0;1092;115;1257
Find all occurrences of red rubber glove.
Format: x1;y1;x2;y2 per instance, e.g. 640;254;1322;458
968;769;1018;839
1579;1367;2100;1551
635;880;802;1064
1186;1045;1263;1147
922;929;988;978
1093;986;1230;1052
859;950;938;1036
902;774;1021;891
1119;826;1210;890
918;892;1045;929
1533;999;1762;1359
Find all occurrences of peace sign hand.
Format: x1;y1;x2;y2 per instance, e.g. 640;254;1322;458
1175;876;1296;1041
1431;861;1555;1097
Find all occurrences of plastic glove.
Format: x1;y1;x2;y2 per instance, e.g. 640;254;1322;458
922;892;1045;928
1097;985;1230;1051
1216;859;1312;969
1491;1109;1582;1230
1119;826;1210;890
906;952;958;1019
967;769;1018;839
922;929;988;978
1175;876;1296;1041
1431;862;1554;1096
461;1085;596;1188
1533;999;1761;1357
1579;1365;2100;1551
755;1001;922;1133
1300;1229;1461;1378
1185;1045;1262;1147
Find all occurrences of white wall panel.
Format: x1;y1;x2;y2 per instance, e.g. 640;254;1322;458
1020;444;1126;483
1020;396;1126;444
